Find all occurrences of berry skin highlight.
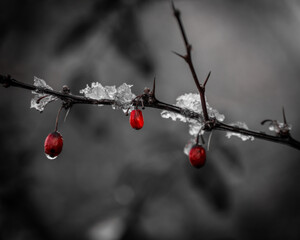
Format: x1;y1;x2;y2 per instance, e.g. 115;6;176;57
130;109;144;130
44;131;63;159
189;145;206;168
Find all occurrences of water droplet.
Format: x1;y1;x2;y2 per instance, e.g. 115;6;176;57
45;154;57;160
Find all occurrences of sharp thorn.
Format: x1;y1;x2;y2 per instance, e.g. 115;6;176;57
203;71;211;87
282;107;287;124
172;51;186;60
171;1;179;15
171;0;175;11
152;76;156;96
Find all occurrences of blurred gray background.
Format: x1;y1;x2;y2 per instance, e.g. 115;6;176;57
1;0;300;239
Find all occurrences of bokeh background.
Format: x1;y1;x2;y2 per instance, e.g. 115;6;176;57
1;0;300;239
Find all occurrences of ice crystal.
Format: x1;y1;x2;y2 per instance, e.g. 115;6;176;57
268;121;292;134
225;122;255;141
161;111;185;122
183;138;196;156
79;82;116;106
188;120;204;136
114;83;136;112
30;76;58;112
161;93;224;136
80;82;136;111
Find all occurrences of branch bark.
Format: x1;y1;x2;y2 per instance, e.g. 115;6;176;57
1;74;299;150
1;4;299;151
171;2;210;122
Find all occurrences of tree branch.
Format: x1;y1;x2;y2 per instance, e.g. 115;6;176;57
1;74;299;150
171;1;210;122
1;4;299;152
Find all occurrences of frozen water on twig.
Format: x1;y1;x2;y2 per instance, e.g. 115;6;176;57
183;138;196;156
161;93;225;136
226;122;255;141
161;111;186;122
188;120;204;136
176;93;225;121
268;121;292;133
79;82;116;106
30;76;58;112
80;82;136;111
114;83;136;112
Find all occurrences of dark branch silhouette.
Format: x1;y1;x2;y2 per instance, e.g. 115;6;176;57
0;3;299;151
1;74;299;150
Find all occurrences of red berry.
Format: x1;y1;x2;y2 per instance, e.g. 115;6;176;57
189;145;206;168
129;109;144;130
44;131;63;159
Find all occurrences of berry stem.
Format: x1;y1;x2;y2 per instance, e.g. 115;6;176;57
36;94;49;104
55;105;63;132
1;5;300;151
196;132;205;145
1;73;299;150
203;71;211;88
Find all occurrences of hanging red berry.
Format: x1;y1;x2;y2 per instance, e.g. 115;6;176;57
189;144;206;168
130;109;144;130
44;131;63;159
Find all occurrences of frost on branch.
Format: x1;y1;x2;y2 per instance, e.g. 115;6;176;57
30;76;58;112
80;82;136;112
226;122;255;141
161;93;225;136
183;138;196;156
114;83;136;112
80;82;116;104
268;120;292;134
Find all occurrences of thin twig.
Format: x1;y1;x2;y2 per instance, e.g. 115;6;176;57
203;71;211;88
171;1;210;121
216;121;300;150
1;74;299;150
55;105;64;132
282;107;287;124
0;5;299;151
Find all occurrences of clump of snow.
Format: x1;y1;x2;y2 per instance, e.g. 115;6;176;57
183;138;196;156
161;93;225;137
225;122;254;141
79;82;116;106
30;76;58;112
114;83;136;112
268;121;292;134
161;111;186;122
176;93;225;121
80;82;136;112
188;120;204;136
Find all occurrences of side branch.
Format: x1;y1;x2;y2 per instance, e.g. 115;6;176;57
215;122;300;149
171;2;210;121
0;74;115;105
1;74;300;150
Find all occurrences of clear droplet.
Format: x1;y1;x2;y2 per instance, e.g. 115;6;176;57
45;154;58;160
